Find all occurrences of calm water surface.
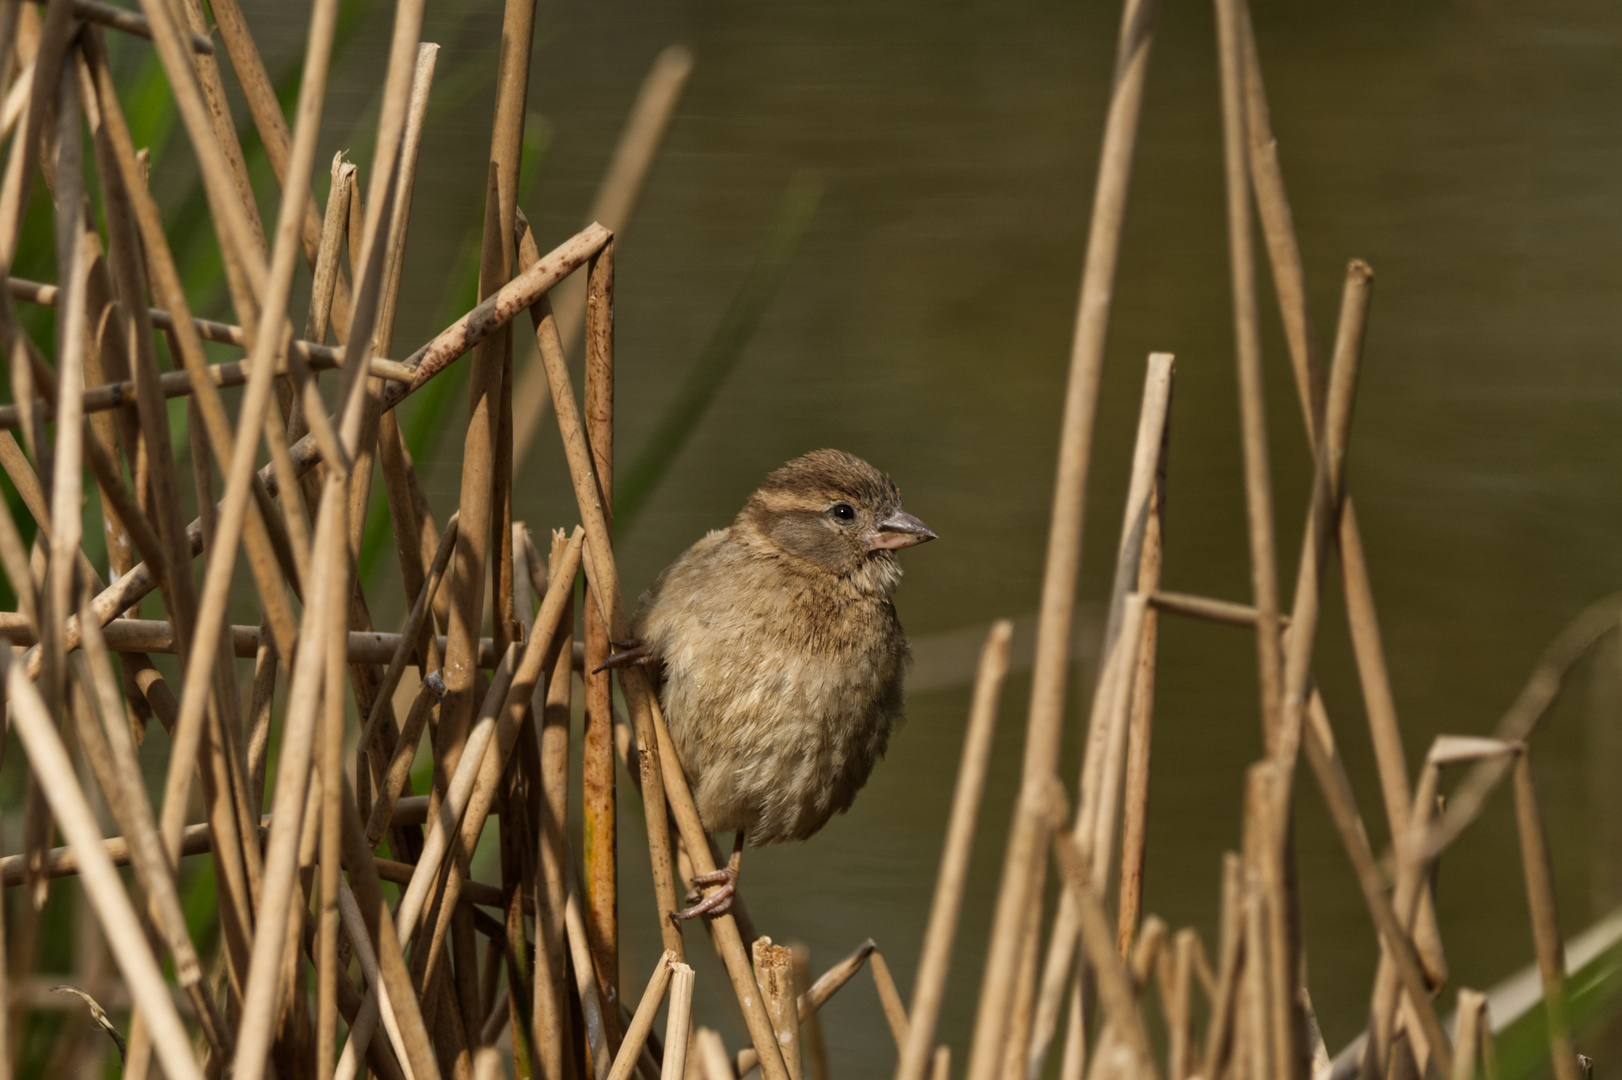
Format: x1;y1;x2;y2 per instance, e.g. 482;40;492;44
232;0;1622;1071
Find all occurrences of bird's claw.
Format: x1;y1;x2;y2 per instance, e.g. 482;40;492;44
594;639;653;675
670;864;739;921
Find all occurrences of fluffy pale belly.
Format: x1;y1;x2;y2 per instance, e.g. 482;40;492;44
663;652;898;845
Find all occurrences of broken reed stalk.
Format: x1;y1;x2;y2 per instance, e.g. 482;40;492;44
607;951;676;1080
736;938;881;1077
1028;354;1172;1080
965;4;1158;1078
664;961;697;1080
1116;395;1168;955
756;938;806;1080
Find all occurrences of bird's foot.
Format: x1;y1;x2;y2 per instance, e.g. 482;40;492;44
594;638;653;674
670;864;738;921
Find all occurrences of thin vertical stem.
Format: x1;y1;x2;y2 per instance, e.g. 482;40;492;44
1512;753;1579;1080
966;0;1158;1068
896;621;1013;1080
1214;0;1282;750
533;527;576;1080
583;239;619;1040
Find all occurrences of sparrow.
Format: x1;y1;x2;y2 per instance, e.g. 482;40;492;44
611;449;936;919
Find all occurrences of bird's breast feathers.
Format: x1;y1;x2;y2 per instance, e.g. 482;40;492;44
637;529;910;842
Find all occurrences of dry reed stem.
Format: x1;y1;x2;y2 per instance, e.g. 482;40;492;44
1360;741;1505;1075
80;25;301;664
1117;425;1168;955
566;851;613;1080
26;221;606;679
1243;868;1274;1080
1;644;202;1080
290;154;355;488
755;938;804;1080
1277;261;1371;766
999;905;1043;1080
208;0;353;337
643;674;791;1080
1034;365;1171;1071
1127;917;1166;992
0;0;70;268
306;154;353;345
349;53;439;826
336;775;442;1080
1149;589;1289;628
415;526;587;1029
736;939;879;1076
337;528;582;1078
0;612;510;663
1203;853;1244;1080
132;0;265;314
372;43;438;362
608;952;677;1080
871;947;911;1050
534;527;577;1080
357;510;461;839
966;1;1157;1070
434;21;536;1021
0;795;448;887
518;219;687;958
233;473;347;1080
166;22;342;1034
511;44;693;467
699;1029;735;1080
1030;589;1153;1080
436;184;501;1001
1243;761;1289;1080
1426;593;1622;856
29;0;214;52
1215;0;1283;753
584;238;620;1038
1451;990;1489;1080
1236;1;1415;907
664;962;696;1080
331;882;418;1078
1264;260;1373;1080
44;62;88;742
791;945;831;1080
1050;808;1159;1080
315;500;353;1080
1163;929;1196;1080
1512;753;1580;1080
74;601;229;1053
1299;692;1453;1077
896;620;1013;1080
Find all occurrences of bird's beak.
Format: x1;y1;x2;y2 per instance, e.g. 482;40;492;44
864;509;938;551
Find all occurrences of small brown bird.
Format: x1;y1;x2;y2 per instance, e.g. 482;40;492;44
612;449;936;919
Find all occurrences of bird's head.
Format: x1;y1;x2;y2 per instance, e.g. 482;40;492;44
737;449;937;592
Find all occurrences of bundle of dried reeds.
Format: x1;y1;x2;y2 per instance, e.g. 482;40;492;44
0;0;1609;1079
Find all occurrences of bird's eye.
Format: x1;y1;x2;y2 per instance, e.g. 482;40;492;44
830;502;856;522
